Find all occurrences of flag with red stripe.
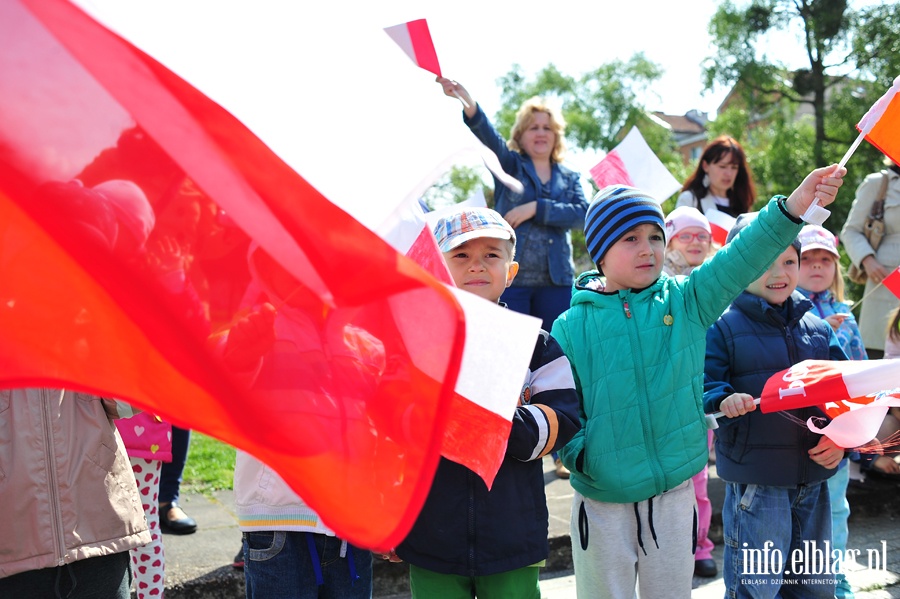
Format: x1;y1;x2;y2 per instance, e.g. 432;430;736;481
589;127;681;203
759;359;900;448
2;0;467;550
857;76;900;166
384;19;443;77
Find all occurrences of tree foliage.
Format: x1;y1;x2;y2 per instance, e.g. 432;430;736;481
494;55;664;152
704;0;900;196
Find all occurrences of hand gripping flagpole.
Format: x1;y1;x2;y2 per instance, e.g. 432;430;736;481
705;398;761;430
802;76;900;226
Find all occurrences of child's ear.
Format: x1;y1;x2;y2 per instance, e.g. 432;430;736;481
506;261;519;287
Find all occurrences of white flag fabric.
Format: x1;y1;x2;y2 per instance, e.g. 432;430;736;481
590;127;681;202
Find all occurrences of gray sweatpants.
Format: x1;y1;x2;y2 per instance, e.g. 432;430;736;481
570;480;696;599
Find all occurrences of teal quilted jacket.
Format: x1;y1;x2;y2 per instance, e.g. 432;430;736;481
551;198;803;503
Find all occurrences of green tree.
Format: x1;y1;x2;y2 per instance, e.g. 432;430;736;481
420;165;492;211
704;0;900;179
494;55;665;152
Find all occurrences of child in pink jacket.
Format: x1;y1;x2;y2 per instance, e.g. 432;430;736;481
116;411;172;599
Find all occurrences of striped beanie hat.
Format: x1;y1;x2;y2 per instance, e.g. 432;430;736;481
584;185;665;266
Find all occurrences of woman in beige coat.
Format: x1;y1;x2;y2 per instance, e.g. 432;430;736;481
841;161;900;357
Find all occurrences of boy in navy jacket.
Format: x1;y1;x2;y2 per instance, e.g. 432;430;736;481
396;207;580;599
704;214;848;598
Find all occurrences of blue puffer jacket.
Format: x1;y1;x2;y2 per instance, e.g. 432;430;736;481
463;105;588;286
397;331;580;576
704;290;848;486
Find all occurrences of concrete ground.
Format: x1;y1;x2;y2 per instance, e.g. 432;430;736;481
155;456;900;598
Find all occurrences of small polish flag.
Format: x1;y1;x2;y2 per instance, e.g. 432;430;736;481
857;75;900;167
706;210;736;246
882;266;900;299
590;127;682;203
758;359;900;448
384;19;442;77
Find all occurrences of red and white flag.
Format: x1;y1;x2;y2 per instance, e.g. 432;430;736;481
759;359;900;448
881;266;900;299
857;75;900;166
707;210;737;246
3;0;471;550
378;192;542;489
590;127;681;202
384;19;442;77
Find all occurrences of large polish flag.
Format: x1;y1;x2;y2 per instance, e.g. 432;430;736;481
0;0;532;550
589;127;682;203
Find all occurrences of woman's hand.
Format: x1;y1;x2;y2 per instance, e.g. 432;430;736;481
784;165;846;218
436;77;476;118
503;202;537;228
862;255;891;284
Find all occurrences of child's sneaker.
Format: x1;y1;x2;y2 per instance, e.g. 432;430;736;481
554;458;570;479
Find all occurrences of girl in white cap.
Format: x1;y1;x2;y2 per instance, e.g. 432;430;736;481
663;206;715;277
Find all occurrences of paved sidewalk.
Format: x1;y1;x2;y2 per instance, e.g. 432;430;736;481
157;457;900;598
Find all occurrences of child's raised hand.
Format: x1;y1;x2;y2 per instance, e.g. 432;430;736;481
719;393;757;418
784;165;846;218
808;436;844;469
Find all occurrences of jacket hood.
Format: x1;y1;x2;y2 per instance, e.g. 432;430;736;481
571;270;666;303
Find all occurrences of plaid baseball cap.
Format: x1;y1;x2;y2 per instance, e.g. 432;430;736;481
797;225;839;257
433;207;516;252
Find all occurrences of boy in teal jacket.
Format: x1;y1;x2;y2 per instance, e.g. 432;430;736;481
550;166;845;599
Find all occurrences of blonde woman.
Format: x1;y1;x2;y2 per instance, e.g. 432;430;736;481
436;78;588;334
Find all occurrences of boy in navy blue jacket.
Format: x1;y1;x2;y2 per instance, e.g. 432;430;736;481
396;207;580;599
704;214;848;599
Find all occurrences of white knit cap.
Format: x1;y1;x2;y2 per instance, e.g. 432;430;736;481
664;206;711;242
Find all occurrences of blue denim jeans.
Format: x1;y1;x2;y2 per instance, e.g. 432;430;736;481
243;531;372;599
827;463;854;598
723;481;835;599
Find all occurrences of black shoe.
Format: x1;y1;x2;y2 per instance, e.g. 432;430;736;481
232;546;245;570
694;558;717;578
159;501;198;535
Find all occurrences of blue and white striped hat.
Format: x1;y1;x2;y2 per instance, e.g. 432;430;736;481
584;185;665;266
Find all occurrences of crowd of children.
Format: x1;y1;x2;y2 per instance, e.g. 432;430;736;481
227;158;860;599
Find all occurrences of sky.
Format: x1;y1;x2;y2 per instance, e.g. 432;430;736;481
72;0;818;227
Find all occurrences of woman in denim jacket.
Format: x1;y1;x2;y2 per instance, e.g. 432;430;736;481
436;77;589;333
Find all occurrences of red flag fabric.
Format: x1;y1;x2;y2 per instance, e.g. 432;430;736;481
376;194;538;489
759;359;900;414
882;266;900;299
384;19;442;77
857;76;900;166
1;0;467;550
707;210;737;247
